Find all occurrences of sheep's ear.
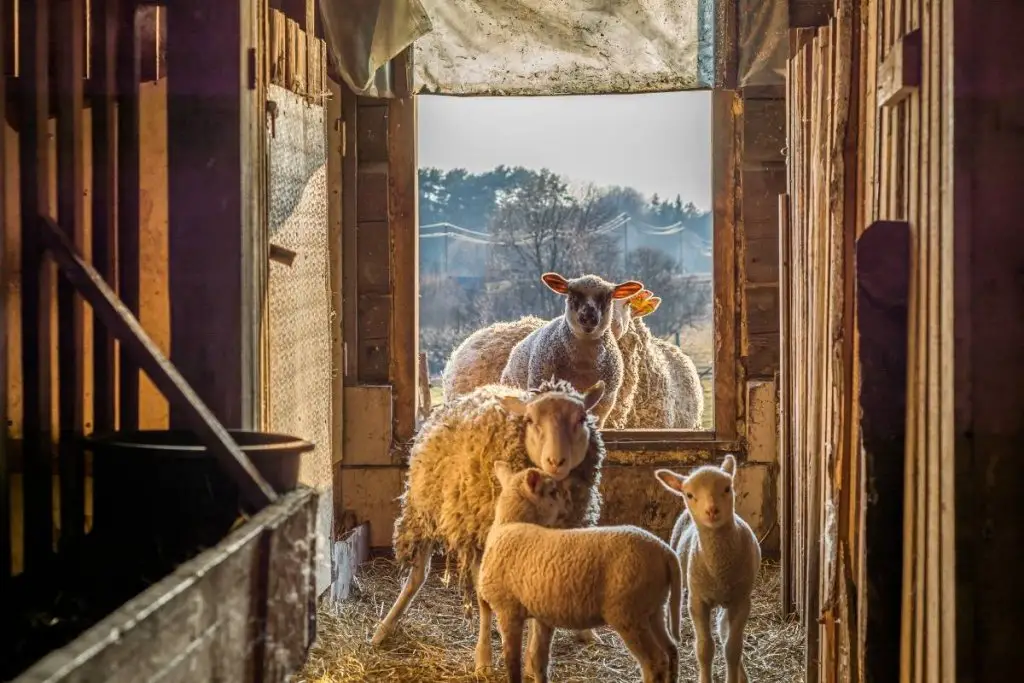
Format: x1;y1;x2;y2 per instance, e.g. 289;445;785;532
501;395;528;416
633;297;661;319
611;280;645;300
541;272;570;295
493;461;514;488
655;469;687;496
524;469;543;495
581;381;605;412
721;454;737;476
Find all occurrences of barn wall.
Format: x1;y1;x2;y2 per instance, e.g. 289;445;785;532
776;0;1017;679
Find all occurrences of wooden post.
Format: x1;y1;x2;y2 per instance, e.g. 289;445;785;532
0;0;9;584
166;0;264;429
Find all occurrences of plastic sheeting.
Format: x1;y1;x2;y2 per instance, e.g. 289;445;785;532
737;0;788;87
318;0;786;97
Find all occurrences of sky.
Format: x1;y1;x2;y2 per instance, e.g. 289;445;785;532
417;91;713;212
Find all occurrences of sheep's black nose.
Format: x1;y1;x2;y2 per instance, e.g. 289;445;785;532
578;307;599;328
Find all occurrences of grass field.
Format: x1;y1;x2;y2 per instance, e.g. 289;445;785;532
424;322;715;431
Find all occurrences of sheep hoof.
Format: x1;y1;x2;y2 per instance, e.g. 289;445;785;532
573;628;604;646
474;663;494;676
369;625;390;647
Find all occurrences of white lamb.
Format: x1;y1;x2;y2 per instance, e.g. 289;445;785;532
371;379;607;649
501;272;644;428
441;316;545;401
655;455;761;683
478;462;682;683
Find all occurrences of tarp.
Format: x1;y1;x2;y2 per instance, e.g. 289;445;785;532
318;0;786;97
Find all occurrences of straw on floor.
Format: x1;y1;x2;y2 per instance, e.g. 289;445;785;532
296;557;805;683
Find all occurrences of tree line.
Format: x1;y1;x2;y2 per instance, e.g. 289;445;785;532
419;165;714;374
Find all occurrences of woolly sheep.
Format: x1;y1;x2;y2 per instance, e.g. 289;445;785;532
605;290;663;428
618;295;677;429
655;455;761;683
652;336;705;429
370;379;607;648
478;463;682;683
441;316;545;401
501;272;644;428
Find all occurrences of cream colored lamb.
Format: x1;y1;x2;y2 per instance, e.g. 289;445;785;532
501;272;644;428
478;462;682;683
441;316;545;401
618;294;676;428
655;455;761;683
371;379;607;649
605;290;659;428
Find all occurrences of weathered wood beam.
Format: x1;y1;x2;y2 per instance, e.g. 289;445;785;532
36;216;278;508
877;29;921;110
0;0;10;584
790;0;832;28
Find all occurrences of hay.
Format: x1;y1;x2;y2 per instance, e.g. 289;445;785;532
295;557;805;683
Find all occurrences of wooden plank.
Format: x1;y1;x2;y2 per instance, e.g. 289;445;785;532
331;523;370;603
90;0;119;435
746;285;780;335
284;18;301;93
742;98;787;166
342;386;392;466
17;488;317;683
54;0;88;551
711;90;740;441
35;216;278;508
877;29;921;109
357;104;388;163
19;0;57;575
857;223;909;682
117;0;142;432
0;0;9;584
270;10;286;86
778;194;794;616
341;85;360;384
326;75;344;470
166;0;262;430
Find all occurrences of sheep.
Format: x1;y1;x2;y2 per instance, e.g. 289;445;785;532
441;316;545;401
501;272;644;428
618;295;677;429
478;462;682;683
655;455;761;683
651;336;705;430
605;290;661;428
370;378;608;651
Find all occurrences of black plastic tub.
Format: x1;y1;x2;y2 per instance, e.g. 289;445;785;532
85;429;315;570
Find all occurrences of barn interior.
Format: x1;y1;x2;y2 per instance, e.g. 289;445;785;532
1;0;1021;681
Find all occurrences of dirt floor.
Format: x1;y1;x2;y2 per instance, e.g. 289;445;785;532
295;557;805;682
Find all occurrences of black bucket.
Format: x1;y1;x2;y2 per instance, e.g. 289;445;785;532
86;430;315;570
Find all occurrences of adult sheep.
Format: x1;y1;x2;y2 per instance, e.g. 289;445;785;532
370;378;608;652
501;272;644;427
651;337;705;429
441;316;545;402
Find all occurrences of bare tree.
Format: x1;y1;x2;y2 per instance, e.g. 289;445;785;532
486;172;622;321
625;247;712;338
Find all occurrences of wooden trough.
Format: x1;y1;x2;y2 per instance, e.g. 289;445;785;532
12;487;320;683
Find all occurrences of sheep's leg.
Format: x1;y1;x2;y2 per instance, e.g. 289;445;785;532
689;595;714;683
475;594;495;674
649;612;679;683
572;628;604;646
496;609;526;683
524;621;554;683
615;622;667;683
724;599;752;683
370;542;434;646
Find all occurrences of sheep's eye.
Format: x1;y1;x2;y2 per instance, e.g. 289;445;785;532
524;416;534;426
724;486;731;494
685;493;694;500
577;414;587;426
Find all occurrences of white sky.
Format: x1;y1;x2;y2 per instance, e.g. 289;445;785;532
417;91;713;212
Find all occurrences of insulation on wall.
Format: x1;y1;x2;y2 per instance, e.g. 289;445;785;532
266;84;333;593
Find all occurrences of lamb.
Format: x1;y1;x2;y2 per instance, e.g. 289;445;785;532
651;336;705;429
617;294;677;429
655;455;761;683
478;462;682;683
370;378;607;650
501;272;644;428
441;316;545;401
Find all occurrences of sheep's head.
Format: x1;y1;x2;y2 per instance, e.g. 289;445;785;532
541;272;644;341
492;462;568;527
500;381;605;481
655;454;738;530
610;288;662;339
